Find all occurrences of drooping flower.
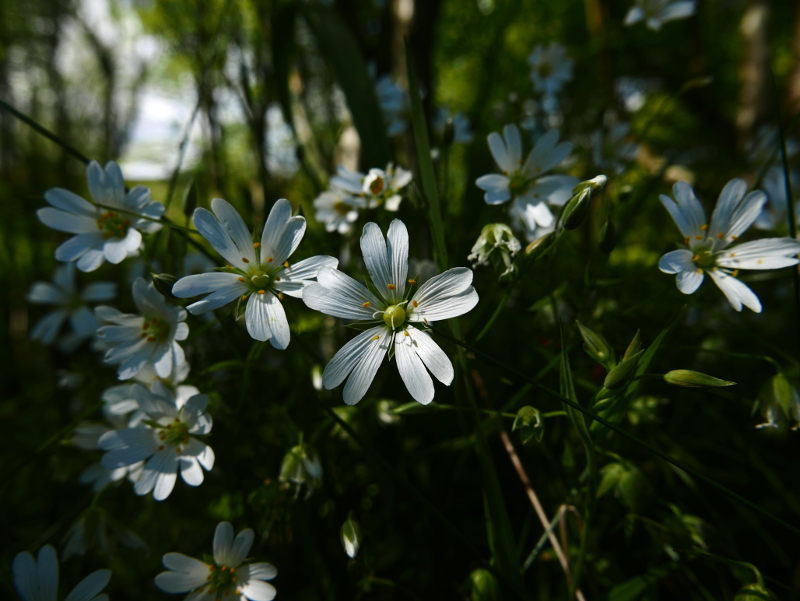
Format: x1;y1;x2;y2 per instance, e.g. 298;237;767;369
27;262;116;349
623;0;695;30
375;74;408;137
96;278;188;380
155;521;277;601
468;223;521;278
330;163;413;212
476;124;578;239
658;179;800;312
313;188;368;235
98;381;214;501
37;160;164;272
172;198;337;347
303;219;479;405
12;544;111;601
528;43;574;109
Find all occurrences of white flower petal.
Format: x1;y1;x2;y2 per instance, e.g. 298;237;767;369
245;293;272;342
76;247;107;272
44;187;96;217
81;282;117;302
708;178;747;240
503;124;523;166
524;129;558;173
676;268;705;294
103;229;142;264
342;327;392;405
100;428;158;468
37;207;96;234
137;451;179;500
624;6;644;25
30;310;68;345
487;132;515;173
717;238;800;270
214;522;235;565
360;222;395;298
386;219;409;292
410;329;454;385
725;190;768;242
70;306;98;337
12;551;39;601
64;570;111;601
395;331;435;404
661;1;695;21
227;529;255;567
240;580;277;601
263;293;290;349
27;282;68;305
156;553;209;593
193;207;247;269
527;174;579;206
268;216;306;265
238;562;278;580
275;255;338;298
302;270;381;320
658;249;695;274
409;268;478;322
211;198;256;264
476;174;511;205
36;545;59;601
54;233;103;263
179;456;204;486
707;269;762;312
260;198;293;257
662;182;707;239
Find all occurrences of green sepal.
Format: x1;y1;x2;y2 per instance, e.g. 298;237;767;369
604;349;645;390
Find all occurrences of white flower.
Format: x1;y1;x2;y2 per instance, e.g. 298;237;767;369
313;188;368;235
12;544;111;601
37;160;164;272
434;108;474;144
468;223;521;277
591;122;638;175
330;163;413;212
658;179;800;312
375;75;408;137
172;198;336;347
528;43;574;104
98;381;214;501
476;124;578;238
27;262;116;348
753;166;800;231
155;521;277;601
624;0;695;30
96;278;189;380
303;219;479;405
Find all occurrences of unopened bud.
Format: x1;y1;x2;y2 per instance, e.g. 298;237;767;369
182;179;198;217
468;569;501;601
623;330;642;362
576;321;614;365
663;370;736;388
604;350;644;390
340;513;362;558
152;273;178;299
561;187;593;230
734;583;777;601
524;231;556;259
512;406;544;444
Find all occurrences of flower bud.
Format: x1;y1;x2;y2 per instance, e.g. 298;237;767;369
622;329;642;362
468;569;501;601
734;583;777;601
524;231;556;259
561;187;592;230
279;444;323;490
512;405;544;444
468;223;521;278
151;273;178;299
182;179;198;217
604;349;644;390
340;513;362;558
663;370;736;388
576;321;614;365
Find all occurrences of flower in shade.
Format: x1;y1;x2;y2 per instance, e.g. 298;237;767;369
98;381;214;501
753;166;800;231
96;278;188;380
12;544;111;601
434;108;474;144
476;124;578;240
468;223;521;277
37;160;164;272
330;163;413;212
623;0;695;30
303;219;479;405
375;74;408;137
172;198;337;346
528;43;574;104
313;188;368;235
155;521;277;601
658;179;800;312
27;262;116;349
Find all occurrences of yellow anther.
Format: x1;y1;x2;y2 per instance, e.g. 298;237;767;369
412;300;418;308
700;224;708;230
241;295;248;301
692;255;699;261
253;242;261;248
267;257;273;263
387;284;396;290
732;269;739;276
278;292;284;300
717;232;724;239
404;331;410;336
242;258;250;263
694;235;703;240
408;279;417;285
284;261;290;267
275;276;280;281
258;290;266;294
371;335;380;341
238;277;245;282
683;237;690;244
147;336;157;342
732;235;739;240
362;302;371;308
158;445;164;450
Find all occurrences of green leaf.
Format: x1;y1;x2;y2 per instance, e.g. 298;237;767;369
300;5;389;167
404;40;448;271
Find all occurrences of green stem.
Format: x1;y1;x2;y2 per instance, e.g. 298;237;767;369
0;97;91;164
673;346;782;372
430;327;800;538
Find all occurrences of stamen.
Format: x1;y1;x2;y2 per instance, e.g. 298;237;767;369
158;445;164;451
683;237;690;244
258;290;266;294
694;235;703;240
238;277;245;282
371;335;380;341
732;269;739;276
412;300;418;308
141;333;147;338
278;292;284;300
275;276;280;281
387;284;396;290
408;279;417;285
267;257;273;263
692;255;699;261
404;331;410;337
242;258;250;263
147;336;157;342
241;295;248;301
700;224;708;231
253;242;261;248
717;232;724;239
284;261;290;268
362;302;371;308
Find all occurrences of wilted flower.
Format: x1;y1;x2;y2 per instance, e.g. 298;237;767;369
303;220;479;405
13;545;111;601
468;223;521;277
37;160;164;272
658;179;800;312
623;0;695;30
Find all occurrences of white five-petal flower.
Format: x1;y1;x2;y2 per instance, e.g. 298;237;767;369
96;278;189;380
155;521;277;601
98;381;214;501
623;0;695;30
37;160;164;272
303;219;479;405
13;544;111;601
330;163;413;212
27;262;116;348
476;124;578;240
658;179;800;312
528;42;574;102
313;188;368;235
172;198;337;347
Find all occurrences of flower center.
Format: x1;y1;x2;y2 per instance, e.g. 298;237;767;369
692;250;716;270
198;564;239;599
508;171;530;196
251;272;270;288
158;418;190;447
538;62;552;78
141;316;170;343
333;201;352;216
383;304;406;329
369;176;386;195
96;211;130;239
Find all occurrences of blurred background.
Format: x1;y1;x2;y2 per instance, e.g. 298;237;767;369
3;0;800;599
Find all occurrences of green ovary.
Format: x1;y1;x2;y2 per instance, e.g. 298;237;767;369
383;304;406;329
508;172;529;196
161;420;190;447
251;272;270;288
692;250;716;270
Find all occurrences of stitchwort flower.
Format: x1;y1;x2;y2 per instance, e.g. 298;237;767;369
476;124;578;239
528;42;574;107
658;179;800;312
172;198;337;347
155;521;277;601
98;381;214;501
330;163;413;212
624;0;695;30
313;188;368;235
12;544;111;601
303;219;479;405
96;278;189;380
37;160;164;272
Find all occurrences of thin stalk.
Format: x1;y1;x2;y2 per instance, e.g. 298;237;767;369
0;97;91;164
430;327;800;538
